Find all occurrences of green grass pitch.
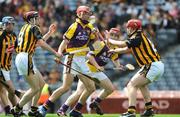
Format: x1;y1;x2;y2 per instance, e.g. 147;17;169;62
0;114;180;117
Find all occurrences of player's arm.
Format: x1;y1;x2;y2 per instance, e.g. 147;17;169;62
33;26;60;57
108;39;127;48
87;52;104;71
109;33;142;48
109;47;130;54
58;38;69;54
58;23;77;54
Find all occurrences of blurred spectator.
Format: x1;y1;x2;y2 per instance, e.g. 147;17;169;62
160;11;176;29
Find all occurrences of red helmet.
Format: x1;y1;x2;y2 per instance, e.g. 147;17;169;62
109;28;120;35
76;6;92;15
23;11;39;22
126;19;142;30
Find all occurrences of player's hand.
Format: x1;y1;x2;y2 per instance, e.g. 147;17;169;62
97;66;104;71
48;23;57;35
115;65;125;71
6;45;15;53
55;52;63;58
54;57;61;64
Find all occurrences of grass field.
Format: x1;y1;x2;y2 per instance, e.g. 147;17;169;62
0;114;180;117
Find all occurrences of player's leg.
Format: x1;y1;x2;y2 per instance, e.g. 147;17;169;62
140;61;164;117
1;69;20;106
28;70;45;116
139;85;154;117
69;75;95;117
57;80;85;116
0;83;11;115
5;80;17;106
90;77;114;115
121;70;149;117
38;73;74;116
13;53;42;115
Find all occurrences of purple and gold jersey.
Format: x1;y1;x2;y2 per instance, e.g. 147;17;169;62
87;41;119;72
64;18;95;56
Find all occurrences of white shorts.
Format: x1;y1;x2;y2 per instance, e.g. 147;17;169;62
63;55;90;76
138;61;164;82
0;68;10;81
88;71;108;81
15;52;37;76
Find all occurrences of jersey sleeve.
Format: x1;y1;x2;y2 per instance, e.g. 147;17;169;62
87;41;105;56
110;53;119;61
63;23;77;40
88;23;96;40
125;33;142;48
32;26;43;40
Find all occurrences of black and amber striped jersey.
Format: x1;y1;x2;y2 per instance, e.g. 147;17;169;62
0;31;17;70
16;23;43;55
126;31;160;67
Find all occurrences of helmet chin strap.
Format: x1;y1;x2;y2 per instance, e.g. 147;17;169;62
128;28;138;38
29;18;36;25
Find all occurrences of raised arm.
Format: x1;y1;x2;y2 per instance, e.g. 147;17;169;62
42;23;57;41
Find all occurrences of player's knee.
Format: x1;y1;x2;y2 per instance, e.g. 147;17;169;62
32;86;41;93
105;87;114;95
40;82;45;89
75;89;84;96
86;86;95;93
62;85;71;93
127;81;137;89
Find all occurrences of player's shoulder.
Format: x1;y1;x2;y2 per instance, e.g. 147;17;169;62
87;23;94;30
68;22;78;30
11;32;17;37
30;25;41;34
0;31;6;38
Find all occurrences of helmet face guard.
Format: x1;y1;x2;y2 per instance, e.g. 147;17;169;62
126;19;142;37
76;6;93;17
2;16;15;25
126;19;142;30
23;11;39;23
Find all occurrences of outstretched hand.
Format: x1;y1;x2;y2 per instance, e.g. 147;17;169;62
48;23;57;35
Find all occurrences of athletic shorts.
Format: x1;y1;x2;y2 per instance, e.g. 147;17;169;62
138;61;164;82
88;71;109;81
15;52;37;76
0;68;10;81
63;55;90;76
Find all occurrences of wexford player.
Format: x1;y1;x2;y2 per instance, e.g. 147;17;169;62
38;5;97;117
57;28;124;117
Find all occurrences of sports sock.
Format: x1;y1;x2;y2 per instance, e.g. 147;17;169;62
60;104;69;112
74;102;83;111
31;106;38;112
145;102;153;110
4;105;11;114
94;97;102;104
43;99;54;110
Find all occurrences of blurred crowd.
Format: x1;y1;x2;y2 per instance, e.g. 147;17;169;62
0;0;179;49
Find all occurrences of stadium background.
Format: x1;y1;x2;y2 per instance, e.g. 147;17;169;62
0;0;180;115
